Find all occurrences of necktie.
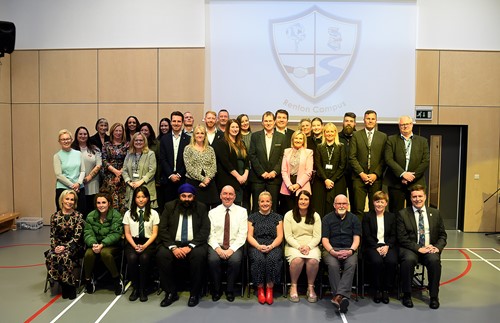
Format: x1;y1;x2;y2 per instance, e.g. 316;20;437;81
181;213;188;244
222;208;230;250
367;131;372;170
367;131;373;147
417;209;425;246
138;209;145;239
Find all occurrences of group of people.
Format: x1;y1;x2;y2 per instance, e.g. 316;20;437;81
46;108;447;312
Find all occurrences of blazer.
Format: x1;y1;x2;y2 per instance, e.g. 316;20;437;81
122;150;157;205
249;130;286;185
384;134;430;189
314;143;346;183
362;210;397;250
280;128;294;149
280;147;313;196
89;133;110;151
159;132;190;184
157;200;210;249
213;138;249;192
397;206;447;253
349;129;387;179
208;129;224;146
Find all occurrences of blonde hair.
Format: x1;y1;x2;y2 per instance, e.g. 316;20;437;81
59;189;78;210
190;125;209;150
129;132;149;153
321;123;340;145
109;123;126;144
290;130;307;149
58;129;73;141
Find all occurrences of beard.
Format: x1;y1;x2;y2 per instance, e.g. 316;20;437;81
181;200;193;209
343;125;354;136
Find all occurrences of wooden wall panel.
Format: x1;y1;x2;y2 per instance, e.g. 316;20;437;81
439;106;500;232
12;104;42;218
0;104;13;213
415;50;439;106
98;104;158;132
440;51;500;107
0;55;11;103
98;49;157;103
159;48;204;103
40;50;97;103
11;51;39;104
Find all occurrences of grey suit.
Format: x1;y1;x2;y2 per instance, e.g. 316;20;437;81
385;134;430;212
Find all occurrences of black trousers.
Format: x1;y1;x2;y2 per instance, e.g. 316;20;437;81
207;248;243;293
364;247;398;291
399;247;442;298
124;238;155;289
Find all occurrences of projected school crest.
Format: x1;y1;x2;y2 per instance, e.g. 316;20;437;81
270;7;359;100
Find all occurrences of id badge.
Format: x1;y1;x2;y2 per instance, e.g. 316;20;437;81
325;164;333;170
133;172;140;179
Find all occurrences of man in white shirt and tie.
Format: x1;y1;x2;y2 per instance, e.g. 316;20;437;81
397;185;447;309
207;185;248;302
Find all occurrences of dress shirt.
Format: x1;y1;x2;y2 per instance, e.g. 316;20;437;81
412;206;430;246
175;213;194;242
172;132;181;171
122;208;160;238
208;203;248;252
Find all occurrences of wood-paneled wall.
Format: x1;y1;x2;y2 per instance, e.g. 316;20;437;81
1;48;499;232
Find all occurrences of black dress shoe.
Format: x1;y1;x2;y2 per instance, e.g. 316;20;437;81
429;297;440;309
139;289;148;302
160;293;179;307
129;288;139;302
212;292;221;302
339;297;349;313
188;295;200;307
382;291;389;304
226;291;235;302
373;290;382;303
402;295;414;308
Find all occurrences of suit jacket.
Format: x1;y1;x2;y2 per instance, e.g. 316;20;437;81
249;130;286;185
349;129;387;179
208;129;224;146
279;128;294;149
122;150;157;206
397;206;447;253
89;133;110;152
157;200;210;249
159;132;190;184
384;134;430;189
362;210;397;250
314;143;346;183
213;138;249;192
280;147;313;195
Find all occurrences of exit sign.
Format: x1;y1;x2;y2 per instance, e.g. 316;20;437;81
415;106;433;120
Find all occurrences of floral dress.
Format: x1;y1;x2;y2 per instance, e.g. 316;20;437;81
101;141;129;215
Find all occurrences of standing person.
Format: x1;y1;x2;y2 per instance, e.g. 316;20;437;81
397;185;447;309
312;123;347;217
184;125;219;209
159;111;190;204
307;117;323;155
101;123;129;215
321;194;361;313
123;132;157;209
207;185;248;302
300;118;312;138
83;192;124;295
123;186;159;302
362;191;398;304
205;110;223;145
72;126;102;217
157;118;171;140
247;191;283;305
217;109;229;133
140;122;160;205
338;112;357;209
385;116;430;213
284;190;321;303
237;113;252;151
89;118;110;151
53;129;85;214
349;110;387;220
156;183;211;308
214;119;250;207
124;116;140;143
156;117;171;211
183;111;194;136
279;130;313;215
275;109;294;148
248;111;286;212
45;190;85;300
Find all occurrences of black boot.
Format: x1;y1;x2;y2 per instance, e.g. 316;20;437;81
60;282;69;299
67;284;77;300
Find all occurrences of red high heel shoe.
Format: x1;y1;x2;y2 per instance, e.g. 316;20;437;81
257;287;266;304
266;287;273;305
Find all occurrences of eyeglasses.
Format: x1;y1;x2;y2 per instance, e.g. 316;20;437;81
399;123;412;127
334;202;349;206
59;138;72;142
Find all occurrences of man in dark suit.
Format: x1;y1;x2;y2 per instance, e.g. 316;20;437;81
159;111;191;204
338;112;356;207
156;183;211;307
275;109;294;148
349;110;387;219
397;185;447;309
385;116;430;213
249;111;286;212
204;110;224;146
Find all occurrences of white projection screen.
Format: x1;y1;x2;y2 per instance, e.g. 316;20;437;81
208;1;417;123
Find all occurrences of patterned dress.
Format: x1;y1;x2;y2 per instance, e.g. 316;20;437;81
101;141;129;215
45;210;85;286
248;211;283;285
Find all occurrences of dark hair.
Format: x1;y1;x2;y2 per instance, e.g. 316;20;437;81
94;191;112;210
410;184;426;194
95;118;108;131
262;111;275;121
218;109;229;116
275;109;289;119
129;186;152;222
344;112;356;119
364;110;377;117
72;126;98;155
311;117;323;124
157;117;171;140
236;114;251;132
125;116;140;141
292;191;315;225
139;122;156;147
170;110;184;121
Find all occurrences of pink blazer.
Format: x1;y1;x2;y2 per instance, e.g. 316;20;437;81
280;148;313;196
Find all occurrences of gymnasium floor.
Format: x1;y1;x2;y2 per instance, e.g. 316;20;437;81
1;227;499;323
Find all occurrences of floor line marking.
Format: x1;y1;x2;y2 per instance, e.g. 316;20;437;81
466;249;500;272
49;292;85;323
340;312;348;323
94;281;131;323
24;295;60;323
440;249;472;286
